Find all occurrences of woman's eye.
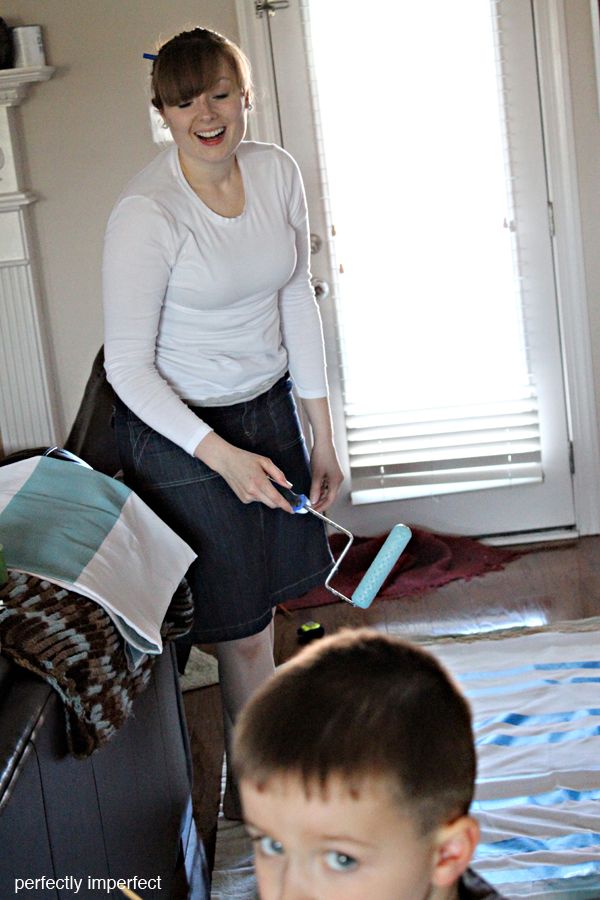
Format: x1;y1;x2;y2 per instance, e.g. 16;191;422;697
213;93;229;100
325;851;358;872
258;836;284;857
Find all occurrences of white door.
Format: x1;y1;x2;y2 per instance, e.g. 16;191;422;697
240;0;576;538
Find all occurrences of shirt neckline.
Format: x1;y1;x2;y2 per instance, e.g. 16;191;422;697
173;145;248;224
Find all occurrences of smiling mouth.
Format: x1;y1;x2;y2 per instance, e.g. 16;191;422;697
195;126;226;144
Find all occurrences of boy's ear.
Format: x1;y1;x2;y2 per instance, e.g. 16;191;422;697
430;815;480;888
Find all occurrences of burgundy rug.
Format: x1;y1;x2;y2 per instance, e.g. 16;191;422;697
282;527;521;611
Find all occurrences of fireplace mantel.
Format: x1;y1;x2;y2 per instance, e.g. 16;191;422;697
0;65;59;456
0;66;55;105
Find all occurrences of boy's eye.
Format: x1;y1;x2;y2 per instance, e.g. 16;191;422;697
177;101;192;108
212;93;229;100
258;836;285;857
324;851;358;872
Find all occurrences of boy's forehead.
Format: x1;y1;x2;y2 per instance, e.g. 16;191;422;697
250;770;397;799
241;771;414;828
240;774;419;844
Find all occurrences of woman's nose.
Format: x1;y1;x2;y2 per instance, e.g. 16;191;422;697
194;94;215;118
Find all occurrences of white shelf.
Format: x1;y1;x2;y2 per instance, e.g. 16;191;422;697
0;66;55;106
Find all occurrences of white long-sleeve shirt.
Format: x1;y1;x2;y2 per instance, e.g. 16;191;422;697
103;141;328;455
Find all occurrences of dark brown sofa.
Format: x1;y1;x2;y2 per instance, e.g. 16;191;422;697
0;644;209;899
0;356;209;898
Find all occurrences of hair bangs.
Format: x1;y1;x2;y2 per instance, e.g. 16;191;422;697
153;43;225;109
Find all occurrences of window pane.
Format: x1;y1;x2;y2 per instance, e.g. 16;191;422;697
308;0;532;415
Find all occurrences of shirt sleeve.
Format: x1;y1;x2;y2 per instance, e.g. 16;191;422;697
277;154;329;399
102;195;211;456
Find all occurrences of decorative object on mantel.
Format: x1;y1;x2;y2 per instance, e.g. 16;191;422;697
0;18;14;69
12;25;46;69
281;527;521;611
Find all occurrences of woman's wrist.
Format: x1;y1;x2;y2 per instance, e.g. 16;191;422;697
301;396;335;443
194;431;230;471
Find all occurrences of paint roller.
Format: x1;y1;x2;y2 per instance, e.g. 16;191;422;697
284;487;412;609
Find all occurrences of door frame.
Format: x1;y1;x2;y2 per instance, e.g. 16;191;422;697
236;0;600;535
532;0;600;535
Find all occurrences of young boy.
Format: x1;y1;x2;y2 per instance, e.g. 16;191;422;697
233;628;504;899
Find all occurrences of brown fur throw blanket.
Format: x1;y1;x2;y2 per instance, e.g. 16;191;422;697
0;571;193;757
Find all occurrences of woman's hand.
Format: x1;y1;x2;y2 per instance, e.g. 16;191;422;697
309;437;344;511
194;432;294;512
300;396;345;511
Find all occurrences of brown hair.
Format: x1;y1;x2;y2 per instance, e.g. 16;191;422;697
233;629;476;835
151;27;253;111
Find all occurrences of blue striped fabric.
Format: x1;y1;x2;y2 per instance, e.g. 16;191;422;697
483;861;600;884
474;709;600;730
473;787;600;812
1;457;129;583
478;833;600;857
424;628;600;898
465;675;600;699
477;723;600;747
462;660;600;681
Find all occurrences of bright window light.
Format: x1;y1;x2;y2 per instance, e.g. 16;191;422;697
307;0;530;414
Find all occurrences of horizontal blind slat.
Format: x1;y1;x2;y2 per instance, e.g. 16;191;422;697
345;397;539;427
349;428;540;457
351;446;540;479
346;390;542;498
351;469;543;505
352;460;542;489
346;414;540;442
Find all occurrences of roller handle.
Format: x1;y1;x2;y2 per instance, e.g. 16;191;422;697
351;524;412;609
273;483;311;513
289;492;310;514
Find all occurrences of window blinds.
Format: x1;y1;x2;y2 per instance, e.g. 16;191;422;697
347;393;542;505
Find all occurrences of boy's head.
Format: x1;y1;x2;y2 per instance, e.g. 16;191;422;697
233;629;480;899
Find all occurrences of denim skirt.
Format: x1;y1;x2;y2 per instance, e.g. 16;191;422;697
113;374;333;643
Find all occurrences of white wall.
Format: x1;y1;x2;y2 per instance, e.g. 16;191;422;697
2;0;239;439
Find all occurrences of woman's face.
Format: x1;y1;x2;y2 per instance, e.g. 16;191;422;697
161;58;248;172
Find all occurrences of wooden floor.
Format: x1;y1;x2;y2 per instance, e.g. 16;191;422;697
182;534;600;867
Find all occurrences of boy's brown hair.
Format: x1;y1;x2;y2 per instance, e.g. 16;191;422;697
233;629;476;835
151;26;253;111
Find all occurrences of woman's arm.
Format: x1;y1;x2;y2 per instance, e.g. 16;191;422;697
300;396;344;511
103;196;210;455
276;151;344;511
194;432;294;512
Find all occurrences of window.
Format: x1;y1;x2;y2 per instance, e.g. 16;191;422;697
306;0;542;503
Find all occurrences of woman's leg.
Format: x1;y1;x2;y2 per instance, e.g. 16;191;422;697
216;617;276;819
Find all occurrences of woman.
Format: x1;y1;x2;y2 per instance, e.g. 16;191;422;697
102;27;343;817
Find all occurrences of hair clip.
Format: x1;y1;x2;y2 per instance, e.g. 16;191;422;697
143;52;157;60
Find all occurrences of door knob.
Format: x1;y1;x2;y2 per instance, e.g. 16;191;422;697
310;233;322;255
311;277;330;302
